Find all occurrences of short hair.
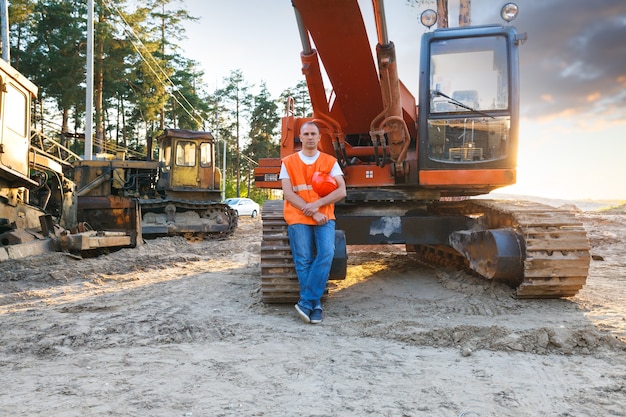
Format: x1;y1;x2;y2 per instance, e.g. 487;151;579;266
300;121;320;133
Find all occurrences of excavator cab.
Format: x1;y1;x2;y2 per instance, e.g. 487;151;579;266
418;25;527;195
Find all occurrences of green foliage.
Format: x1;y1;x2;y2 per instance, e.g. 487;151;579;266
8;0;37;69
222;176;238;200
246;82;280;161
214;69;254;197
6;0;312;197
279;80;312;118
167;59;210;130
20;0;86;117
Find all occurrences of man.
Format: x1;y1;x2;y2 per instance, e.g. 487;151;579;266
279;122;347;324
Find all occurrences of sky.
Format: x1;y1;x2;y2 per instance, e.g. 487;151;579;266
178;0;626;201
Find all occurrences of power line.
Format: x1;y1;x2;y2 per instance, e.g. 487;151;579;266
101;0;204;127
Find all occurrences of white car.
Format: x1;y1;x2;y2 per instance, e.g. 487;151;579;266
224;198;260;218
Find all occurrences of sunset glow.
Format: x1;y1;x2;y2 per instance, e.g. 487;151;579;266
180;0;626;201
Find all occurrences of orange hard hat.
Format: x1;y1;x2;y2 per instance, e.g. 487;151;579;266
311;171;338;197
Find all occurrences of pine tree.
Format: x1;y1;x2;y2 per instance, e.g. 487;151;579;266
215;70;253;197
20;0;86;138
279;80;313;118
246;82;279;161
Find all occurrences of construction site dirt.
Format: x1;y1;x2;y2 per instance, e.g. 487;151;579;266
1;205;625;417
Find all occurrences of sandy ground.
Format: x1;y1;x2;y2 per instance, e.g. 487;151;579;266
0;203;625;417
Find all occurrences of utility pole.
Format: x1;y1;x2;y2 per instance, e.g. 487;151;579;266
1;0;9;62
85;0;94;160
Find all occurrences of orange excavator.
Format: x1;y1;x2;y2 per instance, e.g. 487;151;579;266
255;0;590;301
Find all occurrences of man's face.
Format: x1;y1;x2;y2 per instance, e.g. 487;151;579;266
300;124;320;151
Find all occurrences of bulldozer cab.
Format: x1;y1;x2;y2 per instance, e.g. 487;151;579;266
156;128;221;201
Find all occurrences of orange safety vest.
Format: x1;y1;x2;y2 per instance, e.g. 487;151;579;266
282;152;338;225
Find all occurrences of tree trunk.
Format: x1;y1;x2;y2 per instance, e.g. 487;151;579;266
73;103;80;151
459;0;471;27
61;107;70;148
171;95;177;128
146;121;153;161
104;96;111;144
39;100;44;133
121;98;127;148
115;95;120;147
437;0;448;28
14;23;22;69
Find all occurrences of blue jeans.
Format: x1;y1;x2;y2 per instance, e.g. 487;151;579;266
288;221;336;311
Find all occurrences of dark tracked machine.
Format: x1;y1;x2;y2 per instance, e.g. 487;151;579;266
254;1;590;302
73;129;237;240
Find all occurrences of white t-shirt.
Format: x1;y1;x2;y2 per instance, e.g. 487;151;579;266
279;151;343;180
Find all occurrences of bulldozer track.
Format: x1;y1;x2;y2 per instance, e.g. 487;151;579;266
425;199;591;298
140;199;238;240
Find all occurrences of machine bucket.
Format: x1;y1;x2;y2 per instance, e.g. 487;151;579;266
449;228;525;284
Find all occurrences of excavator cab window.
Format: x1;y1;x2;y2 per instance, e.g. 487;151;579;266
424;32;514;164
430;35;508;113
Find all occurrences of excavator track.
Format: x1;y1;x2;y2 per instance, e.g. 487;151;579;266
260;200;300;303
425;199;591;298
259;200;333;303
260;199;590;301
140;198;238;240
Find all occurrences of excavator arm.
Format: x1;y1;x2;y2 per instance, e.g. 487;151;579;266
292;0;417;162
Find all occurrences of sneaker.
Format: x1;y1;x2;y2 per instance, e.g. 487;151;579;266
294;304;311;323
310;308;323;324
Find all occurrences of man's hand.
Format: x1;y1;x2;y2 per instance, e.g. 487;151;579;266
312;211;328;225
302;201;321;217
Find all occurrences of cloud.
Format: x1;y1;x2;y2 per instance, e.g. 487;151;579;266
514;0;626;120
